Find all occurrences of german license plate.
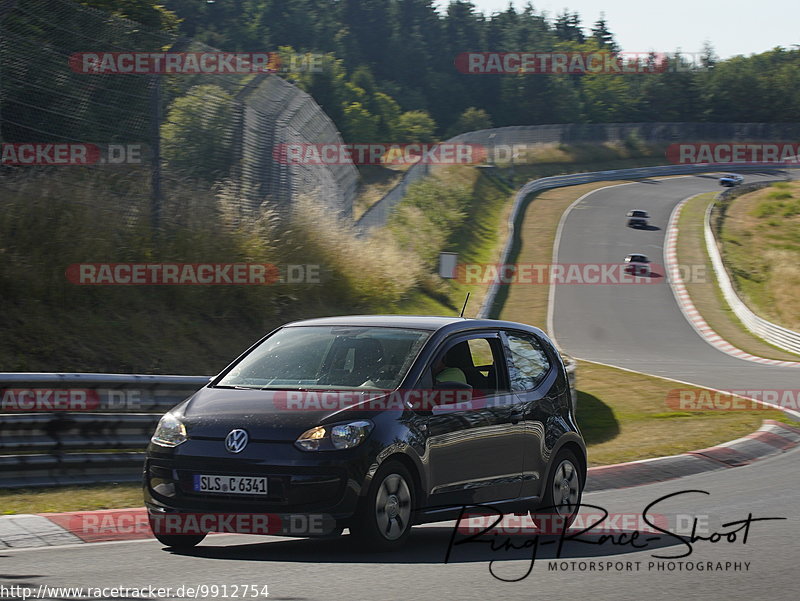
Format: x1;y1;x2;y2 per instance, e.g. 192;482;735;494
193;474;268;495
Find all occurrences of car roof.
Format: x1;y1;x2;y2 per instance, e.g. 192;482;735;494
281;314;546;335
626;253;648;260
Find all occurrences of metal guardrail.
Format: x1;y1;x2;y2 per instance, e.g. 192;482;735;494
0;366;580;488
0;374;208;488
0;452;147;489
705;183;800;355
562;358;578;414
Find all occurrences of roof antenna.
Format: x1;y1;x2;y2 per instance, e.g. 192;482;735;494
459;292;470;318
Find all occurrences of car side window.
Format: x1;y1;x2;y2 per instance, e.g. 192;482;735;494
466;338;498;392
504;332;550;392
430;336;507;394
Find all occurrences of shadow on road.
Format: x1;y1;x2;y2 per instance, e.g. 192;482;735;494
167;526;684;565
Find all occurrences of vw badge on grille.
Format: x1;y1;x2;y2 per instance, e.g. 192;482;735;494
225;429;249;453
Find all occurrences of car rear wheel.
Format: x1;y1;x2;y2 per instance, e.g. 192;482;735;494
350;461;414;550
531;449;583;533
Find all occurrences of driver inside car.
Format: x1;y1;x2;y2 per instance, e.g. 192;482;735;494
433;354;468;385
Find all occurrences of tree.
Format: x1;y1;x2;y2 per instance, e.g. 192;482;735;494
161;85;234;181
372;92;402;139
446;107;493;137
342;102;380;143
82;0;178;32
394;110;436;143
590;14;618;52
554;11;584;43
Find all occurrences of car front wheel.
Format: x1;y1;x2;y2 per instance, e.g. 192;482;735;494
350;461;415;550
152;532;206;549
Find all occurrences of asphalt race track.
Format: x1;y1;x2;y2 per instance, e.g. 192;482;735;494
3;172;799;601
551;173;800;391
2;450;797;600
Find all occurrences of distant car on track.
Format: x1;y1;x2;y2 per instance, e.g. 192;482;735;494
626;209;650;228
624;253;650;276
719;173;744;187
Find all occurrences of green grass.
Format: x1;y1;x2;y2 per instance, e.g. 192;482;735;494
0;483;145;515
387;166;515;317
575;360;793;466
675;192;800;361
718;181;800;332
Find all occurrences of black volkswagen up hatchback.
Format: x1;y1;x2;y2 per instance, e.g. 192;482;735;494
144;315;586;549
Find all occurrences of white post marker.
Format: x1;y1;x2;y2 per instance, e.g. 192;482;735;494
438;252;458;279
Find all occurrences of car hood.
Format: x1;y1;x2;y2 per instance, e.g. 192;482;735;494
179;386;393;441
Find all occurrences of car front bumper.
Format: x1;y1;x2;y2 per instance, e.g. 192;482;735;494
143;440;375;525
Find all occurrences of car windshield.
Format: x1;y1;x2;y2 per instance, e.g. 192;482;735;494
215;326;431;390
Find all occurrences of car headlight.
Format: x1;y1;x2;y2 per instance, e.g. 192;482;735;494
295;420;373;451
151;412;187;447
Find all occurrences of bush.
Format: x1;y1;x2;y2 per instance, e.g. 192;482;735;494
161;85;234;182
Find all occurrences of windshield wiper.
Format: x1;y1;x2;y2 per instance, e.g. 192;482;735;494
212;384;263;390
259;386;314;391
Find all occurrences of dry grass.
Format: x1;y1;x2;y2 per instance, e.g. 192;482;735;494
389;166;516;317
351;166;404;221
288;195;423;307
676;192;800;360
0;169;425;372
720;181;800;331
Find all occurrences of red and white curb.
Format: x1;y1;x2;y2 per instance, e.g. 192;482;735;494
663;197;800;368
2;421;799;549
586;419;800;492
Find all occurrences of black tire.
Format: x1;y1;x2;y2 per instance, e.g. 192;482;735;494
149;514;206;549
349;461;415;551
531;448;583;533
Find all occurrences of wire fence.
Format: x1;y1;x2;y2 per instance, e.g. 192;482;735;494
0;0;357;227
